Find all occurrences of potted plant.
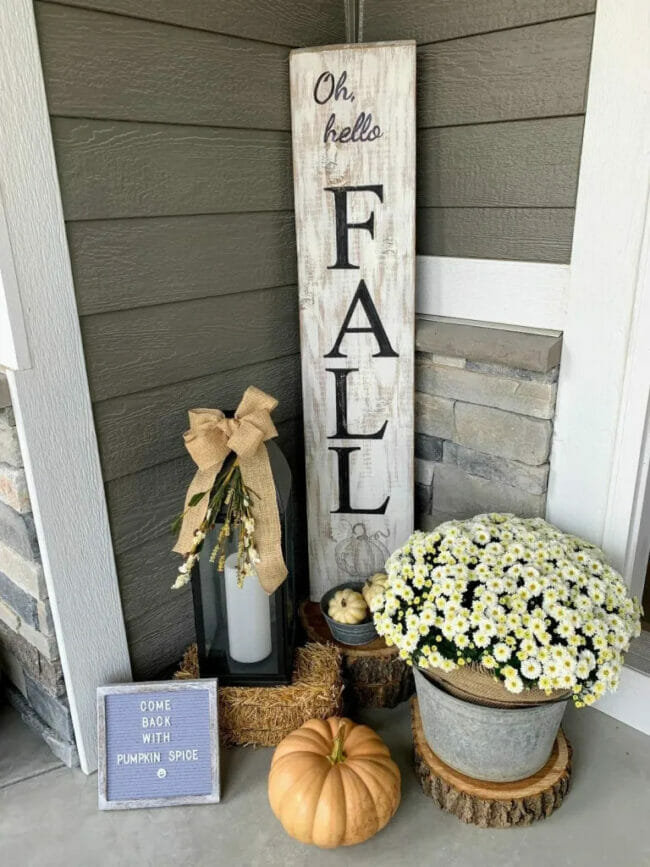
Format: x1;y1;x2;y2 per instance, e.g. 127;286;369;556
373;513;642;782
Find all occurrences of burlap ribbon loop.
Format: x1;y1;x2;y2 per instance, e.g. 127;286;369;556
173;387;287;594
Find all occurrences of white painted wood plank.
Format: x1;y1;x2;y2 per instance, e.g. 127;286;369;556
542;0;650;735
593;665;650;737
602;201;650;590
416;255;569;331
625;413;650;601
290;42;416;600
546;0;650;548
0;195;31;370
0;0;132;773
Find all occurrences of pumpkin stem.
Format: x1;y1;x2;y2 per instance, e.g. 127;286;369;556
328;723;346;765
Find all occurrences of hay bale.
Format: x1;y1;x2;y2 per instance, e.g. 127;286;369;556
175;642;343;747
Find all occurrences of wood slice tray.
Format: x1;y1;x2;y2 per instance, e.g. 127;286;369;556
299;600;413;709
411;697;572;828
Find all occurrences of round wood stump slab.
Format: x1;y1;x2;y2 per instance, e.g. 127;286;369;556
300;601;413;709
411;698;572;828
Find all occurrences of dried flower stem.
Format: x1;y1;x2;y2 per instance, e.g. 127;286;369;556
171;457;259;590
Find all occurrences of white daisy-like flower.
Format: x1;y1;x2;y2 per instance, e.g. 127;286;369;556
473;630;492;649
521;658;542;680
505;674;524;694
538;674;553;692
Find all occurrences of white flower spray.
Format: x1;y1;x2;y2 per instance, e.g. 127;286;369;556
171;458;258;590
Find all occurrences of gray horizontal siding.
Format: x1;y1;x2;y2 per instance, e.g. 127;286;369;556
36;3;291;130
95;353;302;481
52;118;293;220
360;0;595;43
81;284;299;401
34;0;314;677
37;4;592;132
53;115;583;224
417;16;593;128
107;417;303;555
360;3;594;263
38;0;345;47
418;117;583;208
68;212;297;315
417;208;574;264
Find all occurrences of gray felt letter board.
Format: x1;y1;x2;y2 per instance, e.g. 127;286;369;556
97;680;219;810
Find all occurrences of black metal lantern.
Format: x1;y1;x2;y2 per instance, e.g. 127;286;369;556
190;438;296;686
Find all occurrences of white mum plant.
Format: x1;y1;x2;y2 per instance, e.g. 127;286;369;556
373;514;641;707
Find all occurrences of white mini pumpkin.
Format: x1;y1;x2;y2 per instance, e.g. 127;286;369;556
328;589;368;624
362;572;388;609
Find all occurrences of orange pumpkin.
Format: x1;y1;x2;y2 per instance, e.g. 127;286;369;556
268;716;401;848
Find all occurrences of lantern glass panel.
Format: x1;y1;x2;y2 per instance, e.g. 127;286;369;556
191;439;296;685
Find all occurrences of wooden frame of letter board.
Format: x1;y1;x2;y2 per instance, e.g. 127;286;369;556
97;680;219;810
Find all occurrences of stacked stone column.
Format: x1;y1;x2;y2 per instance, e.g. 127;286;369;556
0;372;77;765
413;320;561;530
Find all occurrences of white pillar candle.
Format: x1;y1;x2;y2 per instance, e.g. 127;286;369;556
224;552;272;664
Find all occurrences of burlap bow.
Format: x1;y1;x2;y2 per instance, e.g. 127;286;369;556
173;386;287;594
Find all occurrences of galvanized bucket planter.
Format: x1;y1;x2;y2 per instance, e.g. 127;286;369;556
320;582;378;646
414;667;568;782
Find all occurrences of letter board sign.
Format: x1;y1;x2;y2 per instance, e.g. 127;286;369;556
97;680;219;810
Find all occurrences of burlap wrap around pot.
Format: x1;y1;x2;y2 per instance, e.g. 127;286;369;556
419;664;570;709
173;386;287;594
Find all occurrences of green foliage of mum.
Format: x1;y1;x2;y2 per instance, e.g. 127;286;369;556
372;514;642;707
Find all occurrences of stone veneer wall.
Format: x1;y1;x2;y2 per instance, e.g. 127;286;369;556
414;319;562;530
0;371;77;765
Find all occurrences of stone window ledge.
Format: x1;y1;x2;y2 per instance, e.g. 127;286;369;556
416;316;562;373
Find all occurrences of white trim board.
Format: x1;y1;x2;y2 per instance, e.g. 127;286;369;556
546;0;650;552
0;0;132;773
544;0;650;734
602;197;650;594
592;666;650;737
417;313;560;339
0;195;30;370
416;256;569;332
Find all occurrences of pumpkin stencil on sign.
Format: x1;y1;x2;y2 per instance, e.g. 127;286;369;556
335;522;390;580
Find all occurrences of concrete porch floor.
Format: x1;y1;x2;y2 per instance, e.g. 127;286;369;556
1;699;649;867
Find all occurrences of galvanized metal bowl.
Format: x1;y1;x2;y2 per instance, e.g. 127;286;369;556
414;667;568;782
320;582;378;646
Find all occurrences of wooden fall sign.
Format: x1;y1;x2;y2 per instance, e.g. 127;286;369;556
290;41;416;600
